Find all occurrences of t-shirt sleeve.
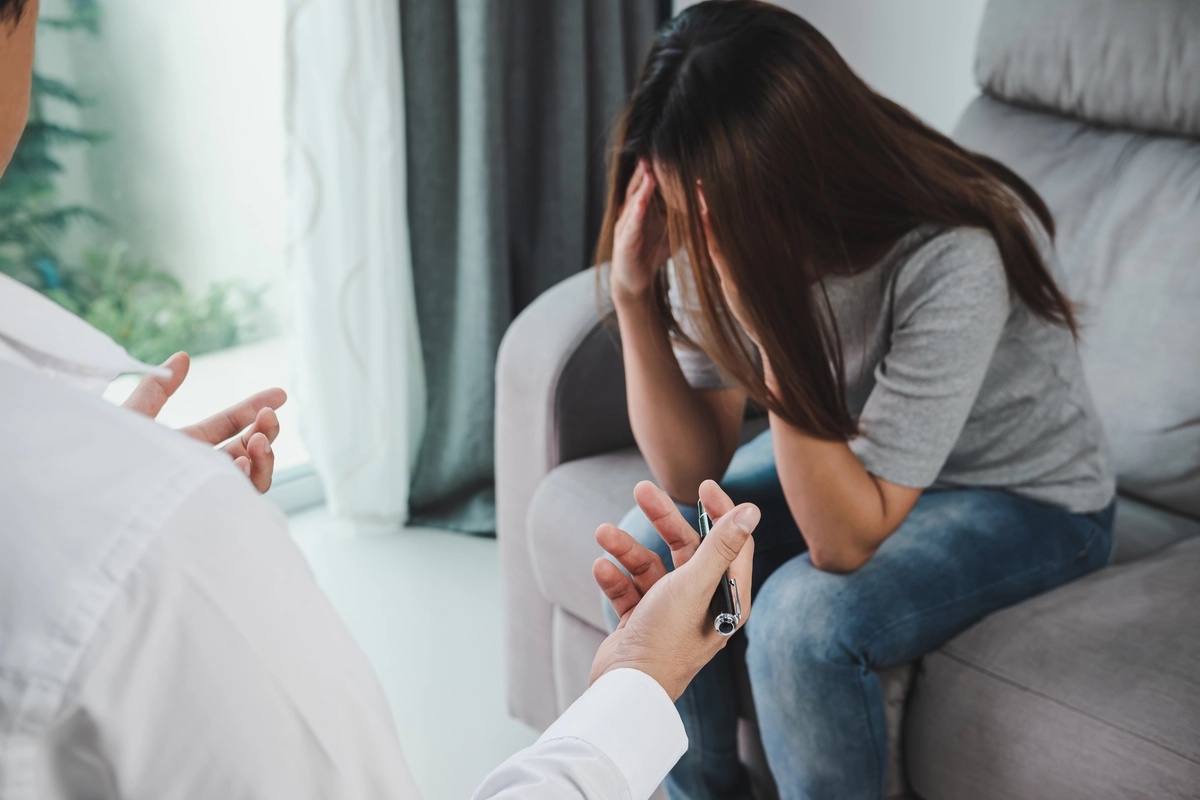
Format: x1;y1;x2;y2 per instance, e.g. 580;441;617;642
849;229;1011;488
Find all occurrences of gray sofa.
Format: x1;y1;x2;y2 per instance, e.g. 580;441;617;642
495;0;1200;797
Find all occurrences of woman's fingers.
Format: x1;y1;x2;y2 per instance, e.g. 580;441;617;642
625;159;647;203
636;167;658;217
639;163;657;197
616;178;643;240
621;160;659;225
595;522;669;595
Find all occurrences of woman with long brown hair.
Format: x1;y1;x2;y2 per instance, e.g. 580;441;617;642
596;2;1115;798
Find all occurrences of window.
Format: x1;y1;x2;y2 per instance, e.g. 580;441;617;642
2;0;317;507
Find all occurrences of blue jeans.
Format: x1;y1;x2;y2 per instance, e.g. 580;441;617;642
604;429;1114;800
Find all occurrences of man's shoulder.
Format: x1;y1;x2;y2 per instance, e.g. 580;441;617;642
0;361;231;491
0;360;238;559
0;362;247;734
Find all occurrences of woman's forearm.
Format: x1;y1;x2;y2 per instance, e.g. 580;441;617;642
768;416;890;570
764;360;919;572
615;291;735;503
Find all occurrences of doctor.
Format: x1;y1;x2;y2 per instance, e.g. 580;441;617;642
0;2;761;798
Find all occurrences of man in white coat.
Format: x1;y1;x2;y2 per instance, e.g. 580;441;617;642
0;3;761;798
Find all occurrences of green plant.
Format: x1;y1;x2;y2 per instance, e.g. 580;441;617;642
0;0;270;362
55;243;270;365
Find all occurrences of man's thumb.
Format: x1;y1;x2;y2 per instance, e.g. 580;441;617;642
689;502;759;583
121;351;189;418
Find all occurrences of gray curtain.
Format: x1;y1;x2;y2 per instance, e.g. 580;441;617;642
400;0;666;532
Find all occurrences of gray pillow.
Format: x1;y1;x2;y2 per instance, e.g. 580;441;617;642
975;0;1200;137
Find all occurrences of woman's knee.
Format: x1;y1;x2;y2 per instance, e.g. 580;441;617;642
746;557;872;672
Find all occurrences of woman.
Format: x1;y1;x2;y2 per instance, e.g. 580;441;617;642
596;2;1115;799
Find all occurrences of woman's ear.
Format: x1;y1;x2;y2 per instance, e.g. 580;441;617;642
695;180;708;217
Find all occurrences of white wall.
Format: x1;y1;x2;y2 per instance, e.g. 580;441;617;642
674;0;988;134
44;0;286;295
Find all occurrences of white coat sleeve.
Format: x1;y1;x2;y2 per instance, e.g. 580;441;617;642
472;669;688;800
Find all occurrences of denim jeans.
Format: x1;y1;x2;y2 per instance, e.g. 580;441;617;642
604;428;1115;800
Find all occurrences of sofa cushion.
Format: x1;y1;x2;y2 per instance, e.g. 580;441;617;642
955;96;1200;521
976;0;1200;137
550;605;607;713
1112;494;1200;565
905;537;1200;799
528;449;653;630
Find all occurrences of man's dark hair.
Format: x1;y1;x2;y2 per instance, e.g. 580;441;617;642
0;0;29;28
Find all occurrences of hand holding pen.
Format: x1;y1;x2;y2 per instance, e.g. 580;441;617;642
591;479;759;701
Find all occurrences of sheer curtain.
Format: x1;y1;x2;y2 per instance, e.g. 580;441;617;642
284;0;425;525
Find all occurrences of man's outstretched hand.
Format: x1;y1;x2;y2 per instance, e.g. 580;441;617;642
590;479;759;701
122;352;286;493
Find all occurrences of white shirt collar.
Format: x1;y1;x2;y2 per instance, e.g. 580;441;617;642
0;274;168;393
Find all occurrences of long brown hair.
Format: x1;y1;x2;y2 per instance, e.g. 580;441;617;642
595;0;1076;440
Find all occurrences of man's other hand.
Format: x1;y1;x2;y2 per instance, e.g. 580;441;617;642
590;479;759;701
122;352;286;493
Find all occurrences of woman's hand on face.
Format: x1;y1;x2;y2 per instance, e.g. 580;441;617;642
611;159;670;304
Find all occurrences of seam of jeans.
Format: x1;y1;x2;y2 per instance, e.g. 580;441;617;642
856;664;889;798
859;515;1109;660
933;650;1200;767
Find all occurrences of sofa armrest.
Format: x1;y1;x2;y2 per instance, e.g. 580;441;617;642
495;267;632;729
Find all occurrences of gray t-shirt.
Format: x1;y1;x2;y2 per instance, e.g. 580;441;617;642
670;224;1116;514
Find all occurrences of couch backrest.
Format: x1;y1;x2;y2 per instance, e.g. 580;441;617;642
953;0;1200;521
974;0;1200;138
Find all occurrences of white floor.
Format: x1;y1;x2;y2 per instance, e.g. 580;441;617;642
289;506;538;800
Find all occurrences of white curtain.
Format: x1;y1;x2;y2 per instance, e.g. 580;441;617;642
284;0;425;525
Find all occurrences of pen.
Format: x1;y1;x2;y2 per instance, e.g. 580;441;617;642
697;500;742;636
